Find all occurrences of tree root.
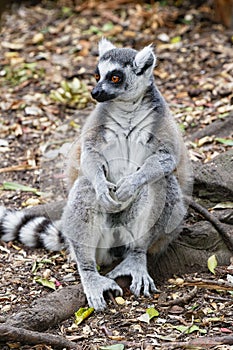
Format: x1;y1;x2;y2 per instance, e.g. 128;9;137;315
159;286;198;307
1;284;86;348
0;324;78;349
160;335;233;349
6;284;86;331
186;197;233;252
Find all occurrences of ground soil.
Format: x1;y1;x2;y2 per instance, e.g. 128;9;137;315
0;1;233;349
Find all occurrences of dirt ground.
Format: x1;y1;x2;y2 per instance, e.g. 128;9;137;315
0;1;233;349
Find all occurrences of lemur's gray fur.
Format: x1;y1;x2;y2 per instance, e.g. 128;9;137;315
0;39;192;310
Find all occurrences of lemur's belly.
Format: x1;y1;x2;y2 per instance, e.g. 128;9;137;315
103;131;152;184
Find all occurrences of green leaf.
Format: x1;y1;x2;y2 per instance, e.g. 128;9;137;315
1;181;43;196
32;258;54;273
69;77;81;93
61;6;73;16
174;325;189;333
31;261;38;274
89;25;102;34
174;325;207;334
170;36;181;43
50;78;89;108
217;112;230;119
138;307;159;323
179;123;186;132
34;276;56;290
102;22;114;32
146;307;159;320
74;307;94;325
99;345;124;350
207;254;218;275
215;138;233;146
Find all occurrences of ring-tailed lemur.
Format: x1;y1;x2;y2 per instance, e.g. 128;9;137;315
0;39;192;310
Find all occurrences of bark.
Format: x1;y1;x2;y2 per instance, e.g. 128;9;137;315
0;324;78;349
193;149;233;202
149;220;232;282
161;335;233;349
187;114;233;142
6;284;85;331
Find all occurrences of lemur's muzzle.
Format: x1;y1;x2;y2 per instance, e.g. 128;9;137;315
91;85;116;103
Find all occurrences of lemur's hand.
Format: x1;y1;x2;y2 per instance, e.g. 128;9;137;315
95;180;121;212
116;174;140;202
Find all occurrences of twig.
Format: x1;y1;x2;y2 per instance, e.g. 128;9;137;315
186;197;233;252
107;290;117;306
184;277;233;291
0;165;39;173
159;287;197;306
160;335;233;348
0;324;79;349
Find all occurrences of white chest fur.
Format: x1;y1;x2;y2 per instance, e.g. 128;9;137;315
102;107;156;184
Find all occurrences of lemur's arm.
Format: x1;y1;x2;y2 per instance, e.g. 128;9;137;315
80;141;121;212
116;148;177;202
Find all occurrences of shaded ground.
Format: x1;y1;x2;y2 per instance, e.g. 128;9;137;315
0;1;233;349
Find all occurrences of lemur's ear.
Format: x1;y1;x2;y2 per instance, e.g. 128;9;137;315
133;45;156;76
98;38;116;57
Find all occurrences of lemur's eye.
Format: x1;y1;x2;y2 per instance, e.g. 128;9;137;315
111;75;121;83
94;73;100;81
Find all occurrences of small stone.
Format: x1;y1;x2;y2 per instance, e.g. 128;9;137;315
157;33;170;42
32;32;44;44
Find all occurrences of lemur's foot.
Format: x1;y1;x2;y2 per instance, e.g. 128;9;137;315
106;258;158;297
82;275;122;311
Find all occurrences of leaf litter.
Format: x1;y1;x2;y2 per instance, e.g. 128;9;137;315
0;0;233;349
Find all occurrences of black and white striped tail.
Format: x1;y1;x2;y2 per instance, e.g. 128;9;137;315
0;206;65;251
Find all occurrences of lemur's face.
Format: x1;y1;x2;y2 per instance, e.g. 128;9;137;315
91;57;128;102
91;40;156;103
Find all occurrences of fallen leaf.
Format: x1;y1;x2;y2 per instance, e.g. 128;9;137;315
34;276;56;290
212;202;233;209
146;307;160;320
207;254;218;275
170;35;181;43
115;296;126;305
25;106;43;115
99;345;124;350
74;307;94;325
221;328;233;333
31;258;54;273
138;307;159;323
1;181;44;196
50;78;90;108
174;325;207;334
197;136;214;147
215;138;233;146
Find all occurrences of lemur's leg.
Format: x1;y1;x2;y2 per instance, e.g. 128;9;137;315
107;175;185;297
62;177;122;311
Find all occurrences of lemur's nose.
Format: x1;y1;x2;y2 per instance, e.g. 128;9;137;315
91;85;115;102
91;86;102;100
